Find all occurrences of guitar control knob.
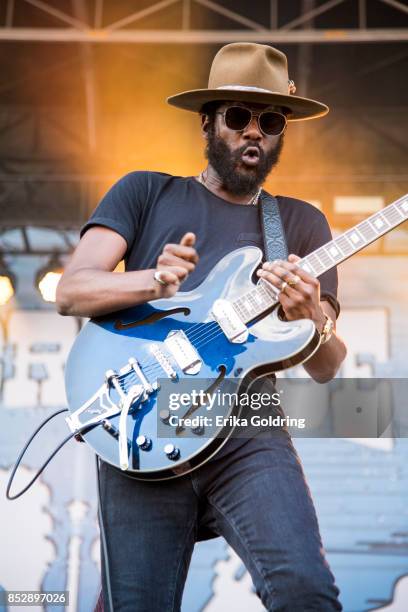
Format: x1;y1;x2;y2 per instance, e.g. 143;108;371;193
160;409;171;424
164;444;180;461
136;435;152;451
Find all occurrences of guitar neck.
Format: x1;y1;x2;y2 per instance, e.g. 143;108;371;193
233;194;408;325
297;194;408;277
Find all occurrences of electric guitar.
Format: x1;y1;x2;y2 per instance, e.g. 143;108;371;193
65;194;408;480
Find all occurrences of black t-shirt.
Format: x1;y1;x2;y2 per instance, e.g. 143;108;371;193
81;171;340;317
81;171;340;494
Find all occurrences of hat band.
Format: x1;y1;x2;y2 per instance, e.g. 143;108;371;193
216;85;278;94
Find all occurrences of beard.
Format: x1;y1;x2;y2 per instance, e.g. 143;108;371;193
206;126;284;196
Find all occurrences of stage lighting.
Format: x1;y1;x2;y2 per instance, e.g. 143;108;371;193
36;256;64;303
0;258;15;306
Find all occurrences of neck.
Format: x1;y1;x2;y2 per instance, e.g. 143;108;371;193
199;165;262;205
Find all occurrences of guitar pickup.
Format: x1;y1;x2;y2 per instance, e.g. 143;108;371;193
211;299;248;344
164;330;202;375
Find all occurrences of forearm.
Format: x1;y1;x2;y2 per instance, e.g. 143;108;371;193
303;332;347;383
56;268;159;318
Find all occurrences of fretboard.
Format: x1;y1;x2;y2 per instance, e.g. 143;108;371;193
232;194;408;324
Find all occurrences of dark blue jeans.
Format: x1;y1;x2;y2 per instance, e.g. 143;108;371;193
99;433;342;611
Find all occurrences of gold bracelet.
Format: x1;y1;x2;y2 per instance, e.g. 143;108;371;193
320;314;334;345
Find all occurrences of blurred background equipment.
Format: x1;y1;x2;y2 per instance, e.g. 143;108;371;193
36;255;64;303
0;257;15;305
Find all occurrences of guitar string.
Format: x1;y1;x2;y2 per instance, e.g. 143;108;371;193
140;325;222;377
114;321;220;381
113;320;217;380
125;202;406;376
126;280;266;345
116;292;277;380
125;298;271;378
106;205;408;393
140;323;242;380
127;327;221;381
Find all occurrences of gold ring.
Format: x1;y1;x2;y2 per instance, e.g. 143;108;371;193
154;270;168;286
287;275;300;287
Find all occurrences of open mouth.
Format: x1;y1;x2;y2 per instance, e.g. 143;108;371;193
241;146;261;166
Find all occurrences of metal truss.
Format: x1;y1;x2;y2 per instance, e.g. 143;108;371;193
0;0;407;43
0;225;78;255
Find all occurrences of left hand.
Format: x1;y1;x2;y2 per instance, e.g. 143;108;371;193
256;254;326;332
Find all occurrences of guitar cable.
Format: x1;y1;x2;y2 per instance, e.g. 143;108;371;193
6;408;114;612
6;408;72;500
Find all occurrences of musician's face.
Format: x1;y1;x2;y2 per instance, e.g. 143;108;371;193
203;101;285;196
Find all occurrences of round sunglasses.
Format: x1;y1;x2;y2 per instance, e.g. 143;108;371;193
216;106;287;137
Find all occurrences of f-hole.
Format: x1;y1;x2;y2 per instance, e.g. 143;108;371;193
114;307;190;330
175;365;227;435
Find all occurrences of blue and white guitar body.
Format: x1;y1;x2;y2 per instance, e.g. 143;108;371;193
64;194;408;479
65;246;320;480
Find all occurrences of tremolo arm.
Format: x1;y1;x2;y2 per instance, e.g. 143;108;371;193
66;358;158;470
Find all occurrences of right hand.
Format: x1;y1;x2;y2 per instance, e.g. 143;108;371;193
153;232;198;298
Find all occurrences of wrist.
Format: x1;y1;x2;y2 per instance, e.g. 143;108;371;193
313;309;327;334
143;269;162;299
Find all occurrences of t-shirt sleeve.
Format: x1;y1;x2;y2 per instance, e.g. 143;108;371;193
80;172;147;255
301;211;341;319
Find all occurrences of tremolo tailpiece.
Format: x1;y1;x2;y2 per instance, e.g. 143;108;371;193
66;358;158;471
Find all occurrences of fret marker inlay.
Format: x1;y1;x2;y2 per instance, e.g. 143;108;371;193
232;194;407;327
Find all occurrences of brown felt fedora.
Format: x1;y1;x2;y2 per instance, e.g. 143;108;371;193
167;42;328;121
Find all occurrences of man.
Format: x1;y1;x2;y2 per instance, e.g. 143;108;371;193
57;43;346;611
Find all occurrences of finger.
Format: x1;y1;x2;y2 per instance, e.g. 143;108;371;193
159;265;189;281
155;270;180;286
280;283;305;304
288;253;301;263
262;261;316;295
180;232;196;247
277;291;304;320
163;243;199;264
261;261;300;286
256;269;286;291
274;271;315;300
270;256;318;292
263;260;299;276
289;264;319;288
158;252;196;272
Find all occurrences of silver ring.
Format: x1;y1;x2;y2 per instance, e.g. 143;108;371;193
154;270;168;286
280;281;288;292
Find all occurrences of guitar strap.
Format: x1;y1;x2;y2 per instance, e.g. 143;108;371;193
259;192;288;262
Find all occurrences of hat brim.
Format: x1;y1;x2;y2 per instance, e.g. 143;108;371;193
167;88;328;121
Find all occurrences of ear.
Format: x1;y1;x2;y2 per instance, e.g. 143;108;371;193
200;113;209;139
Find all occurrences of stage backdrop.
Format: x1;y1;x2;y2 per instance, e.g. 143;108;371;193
0;244;407;612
